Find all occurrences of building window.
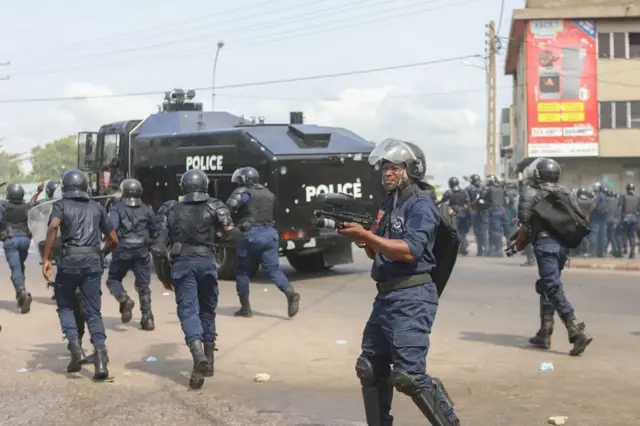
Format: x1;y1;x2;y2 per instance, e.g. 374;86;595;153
613;33;627;59
598;32;611;58
614;101;628;128
630;101;640;128
600;102;612;129
629;33;640;58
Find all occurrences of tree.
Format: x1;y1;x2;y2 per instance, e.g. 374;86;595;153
29;135;78;182
0;138;25;184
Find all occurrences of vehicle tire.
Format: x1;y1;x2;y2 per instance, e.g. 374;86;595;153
286;252;332;274
215;246;236;280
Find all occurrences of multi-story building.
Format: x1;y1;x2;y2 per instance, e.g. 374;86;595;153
504;0;640;189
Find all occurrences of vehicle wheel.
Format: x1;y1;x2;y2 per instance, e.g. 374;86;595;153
286;252;332;274
215;246;236;280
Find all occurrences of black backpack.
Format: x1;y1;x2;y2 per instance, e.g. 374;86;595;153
532;190;591;249
430;196;460;296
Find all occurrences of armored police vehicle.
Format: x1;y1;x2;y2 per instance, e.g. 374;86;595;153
76;89;386;279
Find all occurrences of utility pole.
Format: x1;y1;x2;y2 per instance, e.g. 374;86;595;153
0;61;9;80
485;21;497;177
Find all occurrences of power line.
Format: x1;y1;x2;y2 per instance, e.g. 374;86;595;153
0;55;481;103
496;0;506;36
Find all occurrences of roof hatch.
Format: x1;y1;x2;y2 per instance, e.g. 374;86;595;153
287;124;331;149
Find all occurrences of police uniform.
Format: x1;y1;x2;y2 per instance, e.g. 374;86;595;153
0;184;34;313
226;167;300;318
485;175;507;257
48;169;115;379
467;175;489;256
348;139;459;426
106;179;159;330
618;183;640;258
518;159;593;356
154;168;235;390
576;188;592;256
518;182;536;266
605;189;622;257
440;177;470;255
589;183;609;257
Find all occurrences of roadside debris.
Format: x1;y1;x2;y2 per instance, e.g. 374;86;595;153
548;415;568;425
255;373;270;382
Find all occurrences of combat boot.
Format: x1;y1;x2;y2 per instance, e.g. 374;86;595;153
188;340;208;390
15;289;32;314
92;347;109;380
529;316;554;349
116;293;135;323
562;317;593;356
203;341;217;377
234;298;253;317
285;288;300;318
139;294;155;331
66;339;88;373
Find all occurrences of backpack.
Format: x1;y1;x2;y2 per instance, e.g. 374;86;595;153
430;197;461;296
532;190;591;249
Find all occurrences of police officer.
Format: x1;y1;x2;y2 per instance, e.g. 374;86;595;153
440;177;471;255
485;174;507;257
338;139;459;425
575;188;592;256
515;159;593;356
225;167;300;318
467;174;489;256
589;182;609;257
42;169;118;379
30;179;60;204
154;169;236;390
0;183;35;313
618;183;640;259
518;177;536;267
106;179;159;330
604;189;622;257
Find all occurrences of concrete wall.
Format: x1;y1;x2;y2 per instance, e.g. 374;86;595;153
557;157;640;189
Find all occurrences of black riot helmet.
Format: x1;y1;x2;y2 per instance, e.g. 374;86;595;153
486;174;499;186
532;158;561;184
45;180;60;199
180;169;210;203
61;169;90;199
576;188;586;197
626;183;635;194
231;167;260;186
5;184;25;203
448;177;459;189
470;174;481;186
369;138;427;191
119;178;143;207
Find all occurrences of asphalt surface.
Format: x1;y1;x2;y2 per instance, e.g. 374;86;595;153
0;247;639;425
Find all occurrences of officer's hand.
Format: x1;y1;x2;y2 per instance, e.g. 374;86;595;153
162;281;174;292
37;182;45;192
42;260;53;282
337;222;367;239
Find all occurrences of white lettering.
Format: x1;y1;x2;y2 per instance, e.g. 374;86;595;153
304;182;363;202
186;155;224;171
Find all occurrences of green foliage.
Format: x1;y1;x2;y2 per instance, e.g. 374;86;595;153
0;139;24;184
28;135;78;182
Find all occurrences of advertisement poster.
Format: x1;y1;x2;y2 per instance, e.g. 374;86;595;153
526;19;598;157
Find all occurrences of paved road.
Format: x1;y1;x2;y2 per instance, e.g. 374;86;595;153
0;248;639;425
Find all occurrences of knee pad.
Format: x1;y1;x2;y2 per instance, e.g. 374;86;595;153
389;369;421;396
355;355;375;386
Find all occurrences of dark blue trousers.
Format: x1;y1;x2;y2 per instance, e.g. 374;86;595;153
106;252;152;298
533;237;575;321
3;234;31;291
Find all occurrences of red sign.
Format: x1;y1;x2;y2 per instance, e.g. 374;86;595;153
525;19;598;157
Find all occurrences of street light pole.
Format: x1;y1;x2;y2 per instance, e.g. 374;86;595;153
211;41;224;111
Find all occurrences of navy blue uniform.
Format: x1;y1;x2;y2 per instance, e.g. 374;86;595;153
50;198;113;349
486;185;507;256
589;191;608;257
106;201;159;326
440;188;470;254
0;201;33;294
619;193;640;257
358;184;456;425
468;184;489;255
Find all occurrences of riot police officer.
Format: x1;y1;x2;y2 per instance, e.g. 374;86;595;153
226;167;300;318
338;139;459;425
440;177;471;255
618;183;640;258
604;189;622;257
106;179;159;330
485;174;507;256
31;179;61;204
518;177;536;267
576;188;592;256
153;169;236;390
467;174;489;256
0;183;35;313
589;182;609;257
42;169;118;379
516;159;593;356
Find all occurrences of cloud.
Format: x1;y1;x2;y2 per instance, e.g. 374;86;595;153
2;82;485;183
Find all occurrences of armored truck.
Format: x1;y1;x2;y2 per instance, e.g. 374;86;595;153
76;89;386;279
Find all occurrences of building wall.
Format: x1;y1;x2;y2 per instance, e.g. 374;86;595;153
557;157;640;189
510;38;529;175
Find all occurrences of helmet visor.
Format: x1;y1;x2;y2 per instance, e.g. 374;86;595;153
231;169;243;183
368;138;418;166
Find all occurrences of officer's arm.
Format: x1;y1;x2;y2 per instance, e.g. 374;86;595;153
439;190;451;204
359;198;435;263
103;206;121;243
99;206;118;256
225;189;250;212
517;187;537;226
43;202;63;262
151;200;176;256
0;204;4;225
147;208;161;240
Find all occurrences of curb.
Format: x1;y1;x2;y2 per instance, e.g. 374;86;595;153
567;263;640;271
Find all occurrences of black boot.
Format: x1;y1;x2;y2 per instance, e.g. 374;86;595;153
188;340;208;389
563;317;593;356
116;293;135;323
139;295;155;331
92;347;109;380
16;289;32;314
529;316;554;349
285;289;300;318
66;339;88;373
203;341;217;377
234;298;253;317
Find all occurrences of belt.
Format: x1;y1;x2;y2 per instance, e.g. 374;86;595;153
181;245;212;254
62;246;101;255
376;272;432;293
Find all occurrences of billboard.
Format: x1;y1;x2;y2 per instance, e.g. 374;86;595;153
526;19;598;157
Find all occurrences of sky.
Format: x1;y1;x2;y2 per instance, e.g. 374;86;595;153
0;0;525;184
